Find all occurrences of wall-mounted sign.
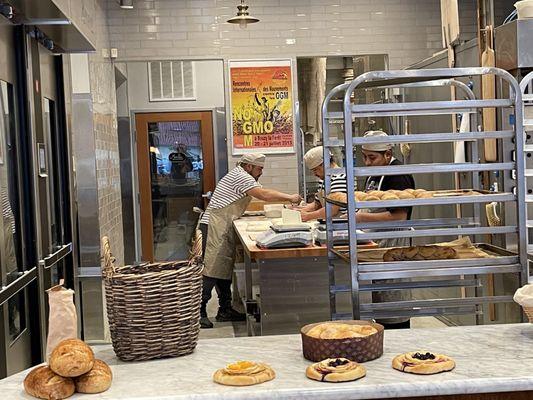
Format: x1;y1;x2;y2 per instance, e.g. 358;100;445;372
229;59;294;155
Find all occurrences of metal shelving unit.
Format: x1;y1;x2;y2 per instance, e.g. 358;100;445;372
322;67;528;321
520;71;533;263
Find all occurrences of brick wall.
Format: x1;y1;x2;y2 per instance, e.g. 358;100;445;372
91;0;125;266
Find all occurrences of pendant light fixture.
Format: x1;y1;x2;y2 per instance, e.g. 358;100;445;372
227;0;259;29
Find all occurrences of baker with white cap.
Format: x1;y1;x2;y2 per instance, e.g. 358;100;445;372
198;152;301;329
358;130;416;330
298;146;347;222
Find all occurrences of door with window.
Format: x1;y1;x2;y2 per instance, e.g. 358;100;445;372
136;112;215;262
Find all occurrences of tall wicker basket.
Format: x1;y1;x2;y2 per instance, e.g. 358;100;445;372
101;236;203;361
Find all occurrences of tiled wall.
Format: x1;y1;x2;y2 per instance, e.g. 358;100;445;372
91;0;125;266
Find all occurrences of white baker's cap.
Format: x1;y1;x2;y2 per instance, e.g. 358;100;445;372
304;146;326;170
239;153;266;167
361;130;393;152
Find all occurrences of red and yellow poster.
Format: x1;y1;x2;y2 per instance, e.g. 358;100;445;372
229;60;294;154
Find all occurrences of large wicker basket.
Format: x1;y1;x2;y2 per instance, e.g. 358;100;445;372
101;237;203;361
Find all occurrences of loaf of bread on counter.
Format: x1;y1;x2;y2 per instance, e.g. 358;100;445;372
383;245;457;261
49;339;95;378
75;359;113;394
24;366;75;400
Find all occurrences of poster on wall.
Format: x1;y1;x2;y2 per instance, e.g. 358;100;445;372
229;59;295;155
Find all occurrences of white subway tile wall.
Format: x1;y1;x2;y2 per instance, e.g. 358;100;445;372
105;0;480;194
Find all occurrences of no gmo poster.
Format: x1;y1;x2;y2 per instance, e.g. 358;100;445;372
229;59;295;155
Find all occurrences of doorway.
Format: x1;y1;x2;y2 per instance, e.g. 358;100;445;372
135;111;215;262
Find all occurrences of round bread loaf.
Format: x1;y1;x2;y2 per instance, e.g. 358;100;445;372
50;339;95;378
75;359;113;394
24;365;75;400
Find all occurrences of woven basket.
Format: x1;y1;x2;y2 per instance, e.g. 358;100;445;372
101;237;203;361
301;320;384;363
523;306;533;323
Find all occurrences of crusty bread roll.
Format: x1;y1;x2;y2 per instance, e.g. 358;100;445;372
364;195;380;201
381;193;399;200
367;190;385;198
405;188;416;194
398;191;415;199
24;366;75;400
383;245;457;262
75;359;112;394
415;191;434;199
328;192;347;203
49;339;95;378
354;191;366;201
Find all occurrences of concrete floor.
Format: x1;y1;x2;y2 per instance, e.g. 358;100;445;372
198;292;448;340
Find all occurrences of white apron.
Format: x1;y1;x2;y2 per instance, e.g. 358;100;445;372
203;196;252;280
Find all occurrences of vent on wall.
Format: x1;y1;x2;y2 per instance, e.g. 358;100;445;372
148;60;195;101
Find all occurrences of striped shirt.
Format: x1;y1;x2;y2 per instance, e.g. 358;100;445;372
200;166;260;225
315;173;348;204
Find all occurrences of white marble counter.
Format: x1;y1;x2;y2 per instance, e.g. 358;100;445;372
3;324;533;399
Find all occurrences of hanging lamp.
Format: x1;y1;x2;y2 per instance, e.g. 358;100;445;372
227;0;259;29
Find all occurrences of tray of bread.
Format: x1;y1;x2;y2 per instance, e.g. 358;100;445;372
301;320;384;363
326;189;491;207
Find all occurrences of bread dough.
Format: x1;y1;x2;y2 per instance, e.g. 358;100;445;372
306;358;366;382
49;339;95;378
383;245;457;262
75;359;113;394
328;192;347;203
24;366;75;400
213;361;275;386
306;323;377;339
392;351;455;375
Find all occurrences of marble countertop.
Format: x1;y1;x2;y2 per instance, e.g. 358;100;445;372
3;324;533;399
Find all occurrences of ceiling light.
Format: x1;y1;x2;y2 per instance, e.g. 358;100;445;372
118;0;133;9
227;0;259;29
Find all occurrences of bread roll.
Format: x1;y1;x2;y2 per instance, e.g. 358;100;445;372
75;359;112;394
398;191;415;199
49;339;95;378
328;192;347;203
413;189;426;195
367;190;385;198
381;193;399;200
354;191;366;201
364;195;380;201
24;366;75;400
415;191;433;199
405;188;416;194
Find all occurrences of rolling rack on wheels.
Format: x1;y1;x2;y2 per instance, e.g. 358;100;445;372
322;67;528;321
520;71;533;272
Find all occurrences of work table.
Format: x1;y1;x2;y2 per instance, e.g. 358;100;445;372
2;324;533;399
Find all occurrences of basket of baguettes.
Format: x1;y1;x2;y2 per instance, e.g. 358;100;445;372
513;284;533;322
301;320;384;363
327;188;483;204
101;236;203;361
24;339;112;399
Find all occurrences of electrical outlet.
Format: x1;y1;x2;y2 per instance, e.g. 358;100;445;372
110;48;118;59
101;48;110;59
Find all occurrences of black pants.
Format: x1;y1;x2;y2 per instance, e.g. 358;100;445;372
198;223;232;317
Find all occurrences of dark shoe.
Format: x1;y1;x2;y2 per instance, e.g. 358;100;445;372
215;308;246;322
200;316;213;329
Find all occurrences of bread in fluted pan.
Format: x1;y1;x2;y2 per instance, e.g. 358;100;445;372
24;365;75;400
392;351;455;374
49;339;95;377
75;359;113;394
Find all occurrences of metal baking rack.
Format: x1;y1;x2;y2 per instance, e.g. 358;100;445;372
520;71;533;276
322;67;528;321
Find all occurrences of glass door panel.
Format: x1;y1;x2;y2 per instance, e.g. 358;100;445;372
149;121;204;260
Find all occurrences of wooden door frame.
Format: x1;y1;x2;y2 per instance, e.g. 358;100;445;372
135;111;215;262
